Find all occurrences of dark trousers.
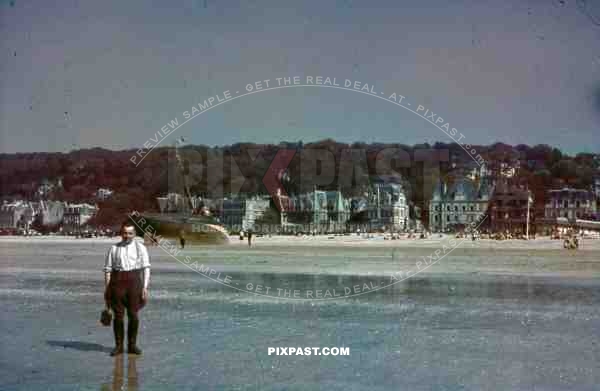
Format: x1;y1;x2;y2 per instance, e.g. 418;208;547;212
106;269;145;319
105;269;145;347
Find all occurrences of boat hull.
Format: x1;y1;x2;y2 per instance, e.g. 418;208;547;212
137;214;230;245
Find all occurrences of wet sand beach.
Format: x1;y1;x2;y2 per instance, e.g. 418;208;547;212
1;237;599;390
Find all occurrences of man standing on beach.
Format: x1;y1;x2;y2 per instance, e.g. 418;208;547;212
104;222;151;356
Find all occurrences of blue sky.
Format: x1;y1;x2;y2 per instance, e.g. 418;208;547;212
1;0;599;154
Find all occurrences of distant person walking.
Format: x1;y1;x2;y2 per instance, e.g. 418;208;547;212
179;230;186;249
247;230;253;247
104;222;151;356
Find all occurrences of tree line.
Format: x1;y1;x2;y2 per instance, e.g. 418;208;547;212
1;141;598;227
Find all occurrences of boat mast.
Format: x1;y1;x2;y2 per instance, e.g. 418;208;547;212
174;138;195;212
526;185;531;240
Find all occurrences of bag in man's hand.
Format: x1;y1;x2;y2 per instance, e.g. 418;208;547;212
100;308;112;326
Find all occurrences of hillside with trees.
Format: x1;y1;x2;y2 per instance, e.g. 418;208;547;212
1;142;598;226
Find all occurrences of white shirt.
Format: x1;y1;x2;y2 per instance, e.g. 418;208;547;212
104;238;151;272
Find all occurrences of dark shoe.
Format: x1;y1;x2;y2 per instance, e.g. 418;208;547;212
127;317;142;355
128;345;142;355
110;318;124;356
110;345;124;356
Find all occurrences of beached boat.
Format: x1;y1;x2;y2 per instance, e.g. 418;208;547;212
139;212;230;245
136;138;230;245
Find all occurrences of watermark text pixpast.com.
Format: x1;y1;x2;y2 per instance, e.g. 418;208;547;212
268;347;349;356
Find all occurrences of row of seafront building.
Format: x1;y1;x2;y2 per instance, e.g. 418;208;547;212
156;179;411;234
538;188;598;234
430;181;598;235
156;175;600;235
272;181;410;234
0;183;112;233
428;160;600;234
0;200;97;234
4;176;599;235
428;176;539;234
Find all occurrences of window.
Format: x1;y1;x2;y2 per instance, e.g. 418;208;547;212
454;206;458;212
462;206;466;212
446;215;450;222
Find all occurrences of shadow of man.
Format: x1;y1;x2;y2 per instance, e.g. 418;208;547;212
100;355;139;391
46;340;111;353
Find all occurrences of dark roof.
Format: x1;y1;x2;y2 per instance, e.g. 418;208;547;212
369;175;404;184
433;177;493;202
